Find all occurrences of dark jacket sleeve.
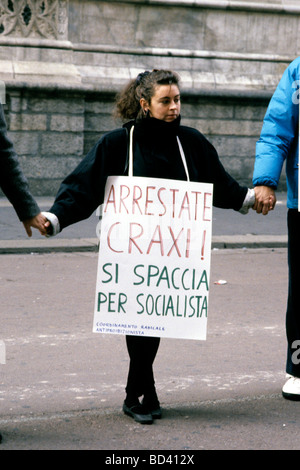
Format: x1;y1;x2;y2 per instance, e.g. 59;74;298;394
49;128;128;231
181;128;248;211
204;137;248;211
0;104;40;220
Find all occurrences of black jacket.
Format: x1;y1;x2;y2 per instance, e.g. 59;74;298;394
0;104;40;221
50;116;247;231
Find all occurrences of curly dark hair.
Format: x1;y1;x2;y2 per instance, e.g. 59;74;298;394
114;69;181;121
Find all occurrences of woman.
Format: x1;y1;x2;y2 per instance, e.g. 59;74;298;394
43;70;257;424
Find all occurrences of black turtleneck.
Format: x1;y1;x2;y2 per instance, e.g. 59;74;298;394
123;116;188;181
50;113;248;230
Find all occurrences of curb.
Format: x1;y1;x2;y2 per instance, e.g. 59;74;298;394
212;234;288;249
0;235;288;254
0;238;99;254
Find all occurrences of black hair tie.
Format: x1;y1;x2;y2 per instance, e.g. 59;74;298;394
136;71;150;85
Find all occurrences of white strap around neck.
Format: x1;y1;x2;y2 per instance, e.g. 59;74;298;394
176;135;190;182
128;125;190;181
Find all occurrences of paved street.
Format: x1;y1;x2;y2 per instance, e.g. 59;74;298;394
0;247;298;450
1;194;299;451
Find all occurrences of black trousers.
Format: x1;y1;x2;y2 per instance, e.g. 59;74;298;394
286;209;300;377
125;335;160;401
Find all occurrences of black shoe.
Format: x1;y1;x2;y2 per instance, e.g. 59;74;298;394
142;396;162;419
149;405;162;419
123;402;153;424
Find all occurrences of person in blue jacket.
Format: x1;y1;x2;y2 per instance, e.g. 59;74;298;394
253;56;300;400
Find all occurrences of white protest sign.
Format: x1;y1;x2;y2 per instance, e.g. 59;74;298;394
93;175;213;340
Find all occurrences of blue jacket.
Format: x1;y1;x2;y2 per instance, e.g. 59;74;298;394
253;57;300;209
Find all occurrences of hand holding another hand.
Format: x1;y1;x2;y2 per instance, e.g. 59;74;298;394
22;213;52;237
253;186;276;215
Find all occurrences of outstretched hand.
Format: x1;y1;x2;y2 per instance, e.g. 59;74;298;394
22;213;51;237
253;186;276;215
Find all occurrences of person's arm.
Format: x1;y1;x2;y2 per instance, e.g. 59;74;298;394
196;133;249;211
239;188;256;214
43;128;128;235
0;104;48;235
0;105;40;220
253;58;300;213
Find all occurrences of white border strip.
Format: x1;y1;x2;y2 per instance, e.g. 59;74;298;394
143;0;300;14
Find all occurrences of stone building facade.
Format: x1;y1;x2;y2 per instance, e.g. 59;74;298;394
0;0;299;195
